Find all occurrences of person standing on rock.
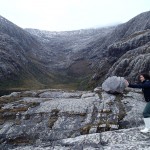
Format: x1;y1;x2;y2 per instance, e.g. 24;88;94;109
125;73;150;133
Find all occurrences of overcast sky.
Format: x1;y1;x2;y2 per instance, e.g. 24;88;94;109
0;0;150;31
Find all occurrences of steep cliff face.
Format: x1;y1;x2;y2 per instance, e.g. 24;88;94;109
106;30;150;80
90;11;150;87
0;16;71;89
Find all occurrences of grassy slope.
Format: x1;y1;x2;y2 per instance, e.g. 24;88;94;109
0;65;90;92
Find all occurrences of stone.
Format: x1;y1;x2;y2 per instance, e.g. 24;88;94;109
89;126;97;134
109;124;119;130
81;92;96;98
102;76;126;93
94;87;102;93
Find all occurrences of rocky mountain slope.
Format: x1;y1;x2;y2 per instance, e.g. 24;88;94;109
0;88;150;149
106;30;150;80
0;11;150;90
25;27;114;77
26;11;150;88
90;11;150;87
0;15;114;90
0;16;59;90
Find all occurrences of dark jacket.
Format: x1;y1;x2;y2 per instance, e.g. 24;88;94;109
128;80;150;102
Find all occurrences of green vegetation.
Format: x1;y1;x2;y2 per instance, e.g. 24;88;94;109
0;57;94;95
0;69;92;96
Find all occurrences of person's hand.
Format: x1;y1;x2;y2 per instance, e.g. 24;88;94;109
125;80;129;87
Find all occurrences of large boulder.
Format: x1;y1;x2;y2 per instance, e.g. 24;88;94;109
102;76;126;93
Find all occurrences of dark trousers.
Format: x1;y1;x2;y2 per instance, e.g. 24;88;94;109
143;102;150;118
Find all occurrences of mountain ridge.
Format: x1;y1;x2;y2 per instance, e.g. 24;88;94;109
0;11;150;90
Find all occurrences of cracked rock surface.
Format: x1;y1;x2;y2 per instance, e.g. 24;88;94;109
0;88;150;149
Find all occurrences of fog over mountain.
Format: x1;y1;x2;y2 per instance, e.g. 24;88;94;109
0;11;150;90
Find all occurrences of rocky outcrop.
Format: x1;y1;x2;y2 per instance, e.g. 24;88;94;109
106;30;150;81
0;88;148;149
91;11;150;86
5;127;150;150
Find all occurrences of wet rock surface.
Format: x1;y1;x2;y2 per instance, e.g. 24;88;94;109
0;88;150;149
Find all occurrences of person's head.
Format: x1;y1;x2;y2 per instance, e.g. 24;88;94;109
139;73;150;82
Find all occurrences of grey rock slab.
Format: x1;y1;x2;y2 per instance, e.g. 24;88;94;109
10;146;70;150
58;127;150;149
39;91;84;98
101;92;119;114
122;91;146;128
27;95;100;114
89;126;97;134
1;92;21;98
81;92;97;98
0;122;14;135
0;89;149;149
20;97;50;103
52;115;84;130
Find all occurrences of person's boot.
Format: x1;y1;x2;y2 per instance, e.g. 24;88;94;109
140;118;150;133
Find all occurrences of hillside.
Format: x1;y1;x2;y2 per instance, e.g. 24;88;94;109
0;16;57;90
0;11;150;90
90;11;150;87
0;15;114;90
